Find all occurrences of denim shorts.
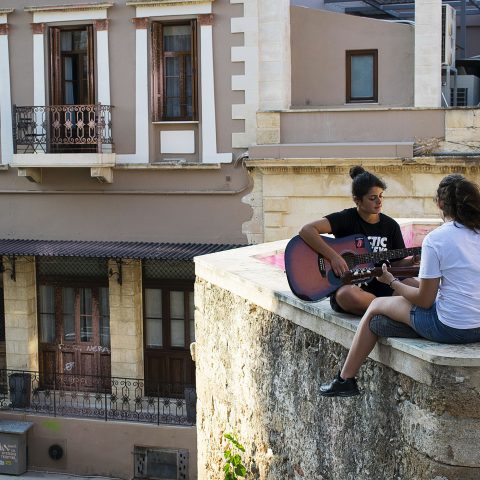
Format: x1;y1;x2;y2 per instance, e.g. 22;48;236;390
410;303;480;344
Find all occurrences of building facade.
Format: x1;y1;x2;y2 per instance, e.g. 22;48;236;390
0;0;480;478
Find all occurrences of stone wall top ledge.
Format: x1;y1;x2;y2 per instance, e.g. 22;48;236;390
194;238;480;386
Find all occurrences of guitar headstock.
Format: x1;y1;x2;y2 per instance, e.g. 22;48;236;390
342;268;378;286
341;265;420;286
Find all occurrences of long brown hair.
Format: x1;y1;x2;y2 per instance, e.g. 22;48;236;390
436;174;480;231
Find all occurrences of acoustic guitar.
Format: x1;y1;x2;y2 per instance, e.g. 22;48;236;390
284;234;421;301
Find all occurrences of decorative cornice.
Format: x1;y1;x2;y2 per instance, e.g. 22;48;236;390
93;19;109;31
25;3;114;13
0;24;9;35
126;0;214;7
0;9;15;15
31;23;46;34
132;17;149;29
245;158;480;175
198;13;214;26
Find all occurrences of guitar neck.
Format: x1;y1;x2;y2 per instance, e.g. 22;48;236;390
354;246;421;265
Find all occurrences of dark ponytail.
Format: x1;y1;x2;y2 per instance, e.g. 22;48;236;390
437;174;480;231
349;166;386;199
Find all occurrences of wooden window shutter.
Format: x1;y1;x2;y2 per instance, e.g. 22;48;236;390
86;25;95;104
49;27;62;105
191;19;198;121
151;22;163;121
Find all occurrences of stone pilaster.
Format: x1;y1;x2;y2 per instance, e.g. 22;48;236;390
108;259;144;379
414;0;442;107
3;256;38;371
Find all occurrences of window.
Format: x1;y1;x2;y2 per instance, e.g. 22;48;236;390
50;26;95;105
152;21;198;122
346;50;378;103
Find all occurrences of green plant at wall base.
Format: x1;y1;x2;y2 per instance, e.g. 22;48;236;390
223;433;248;479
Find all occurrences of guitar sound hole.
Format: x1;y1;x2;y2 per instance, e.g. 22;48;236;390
343;253;356;269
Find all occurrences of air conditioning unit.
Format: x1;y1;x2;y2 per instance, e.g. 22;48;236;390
134;447;188;480
442;4;456;67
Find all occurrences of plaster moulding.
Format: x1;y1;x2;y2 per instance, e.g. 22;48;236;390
126;0;214;6
24;3;114;13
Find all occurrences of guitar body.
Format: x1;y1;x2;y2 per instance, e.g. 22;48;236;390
284;234;373;302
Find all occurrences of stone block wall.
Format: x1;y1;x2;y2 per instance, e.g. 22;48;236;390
195;278;480;480
109;259;144;379
2;256;38;371
243;158;480;243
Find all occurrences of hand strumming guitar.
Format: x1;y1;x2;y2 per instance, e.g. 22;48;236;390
376;263;396;286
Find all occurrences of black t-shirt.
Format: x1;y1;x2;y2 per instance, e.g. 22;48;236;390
325;208;406;296
325;207;405;253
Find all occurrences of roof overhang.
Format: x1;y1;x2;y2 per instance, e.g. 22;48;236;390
0;239;243;261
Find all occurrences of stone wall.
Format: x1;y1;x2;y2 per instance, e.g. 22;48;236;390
243;158;480;243
194;243;480;480
109;259;144;379
2;256;38;371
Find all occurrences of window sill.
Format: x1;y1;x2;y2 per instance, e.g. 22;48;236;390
153;121;199;125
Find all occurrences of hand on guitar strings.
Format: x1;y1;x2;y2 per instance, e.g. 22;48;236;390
331;253;349;278
376;263;396;286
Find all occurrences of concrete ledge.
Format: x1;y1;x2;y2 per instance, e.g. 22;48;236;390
249;142;414;159
194;239;480;383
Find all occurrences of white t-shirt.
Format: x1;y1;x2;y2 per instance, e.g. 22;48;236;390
419;221;480;329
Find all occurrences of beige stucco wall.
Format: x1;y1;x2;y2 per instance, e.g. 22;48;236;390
0;412;197;479
109;259;144;379
243;158;480;243
0;164;251;244
2;256;38;371
290;6;414;107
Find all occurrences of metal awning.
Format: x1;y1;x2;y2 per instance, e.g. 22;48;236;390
0;239;244;260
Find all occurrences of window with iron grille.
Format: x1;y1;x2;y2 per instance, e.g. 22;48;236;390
152;21;198;121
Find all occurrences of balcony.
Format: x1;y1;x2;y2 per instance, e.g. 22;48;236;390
11;104;115;182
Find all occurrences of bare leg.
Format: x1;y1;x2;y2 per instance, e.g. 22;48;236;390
340;296;413;379
335;285;376;315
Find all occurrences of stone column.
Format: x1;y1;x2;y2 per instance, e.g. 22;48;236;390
0;22;13;164
133;18;150;163
414;0;442;107
108;259;144;379
258;0;291;110
3;256;39;371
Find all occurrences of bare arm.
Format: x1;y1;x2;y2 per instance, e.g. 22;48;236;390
377;264;439;308
299;218;349;277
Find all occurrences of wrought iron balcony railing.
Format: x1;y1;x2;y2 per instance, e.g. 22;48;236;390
12;104;114;154
0;369;196;426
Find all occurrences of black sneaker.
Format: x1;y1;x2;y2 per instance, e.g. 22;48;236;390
320;372;360;397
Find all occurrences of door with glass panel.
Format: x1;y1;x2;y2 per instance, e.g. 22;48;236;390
143;283;195;397
49;26;96;152
38;284;110;390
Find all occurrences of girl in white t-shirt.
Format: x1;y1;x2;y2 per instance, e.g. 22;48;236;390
320;174;480;397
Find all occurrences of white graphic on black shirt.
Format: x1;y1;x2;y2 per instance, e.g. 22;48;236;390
368;236;387;252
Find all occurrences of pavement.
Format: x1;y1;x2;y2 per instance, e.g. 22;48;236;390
0;473;122;480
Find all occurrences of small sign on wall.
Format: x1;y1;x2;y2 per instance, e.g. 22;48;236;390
160;130;195;154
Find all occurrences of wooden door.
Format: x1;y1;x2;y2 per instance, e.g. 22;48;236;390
143;283;195;397
38;284;111;391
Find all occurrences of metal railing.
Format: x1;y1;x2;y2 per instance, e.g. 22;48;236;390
12;104;114;154
0;369;195;426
